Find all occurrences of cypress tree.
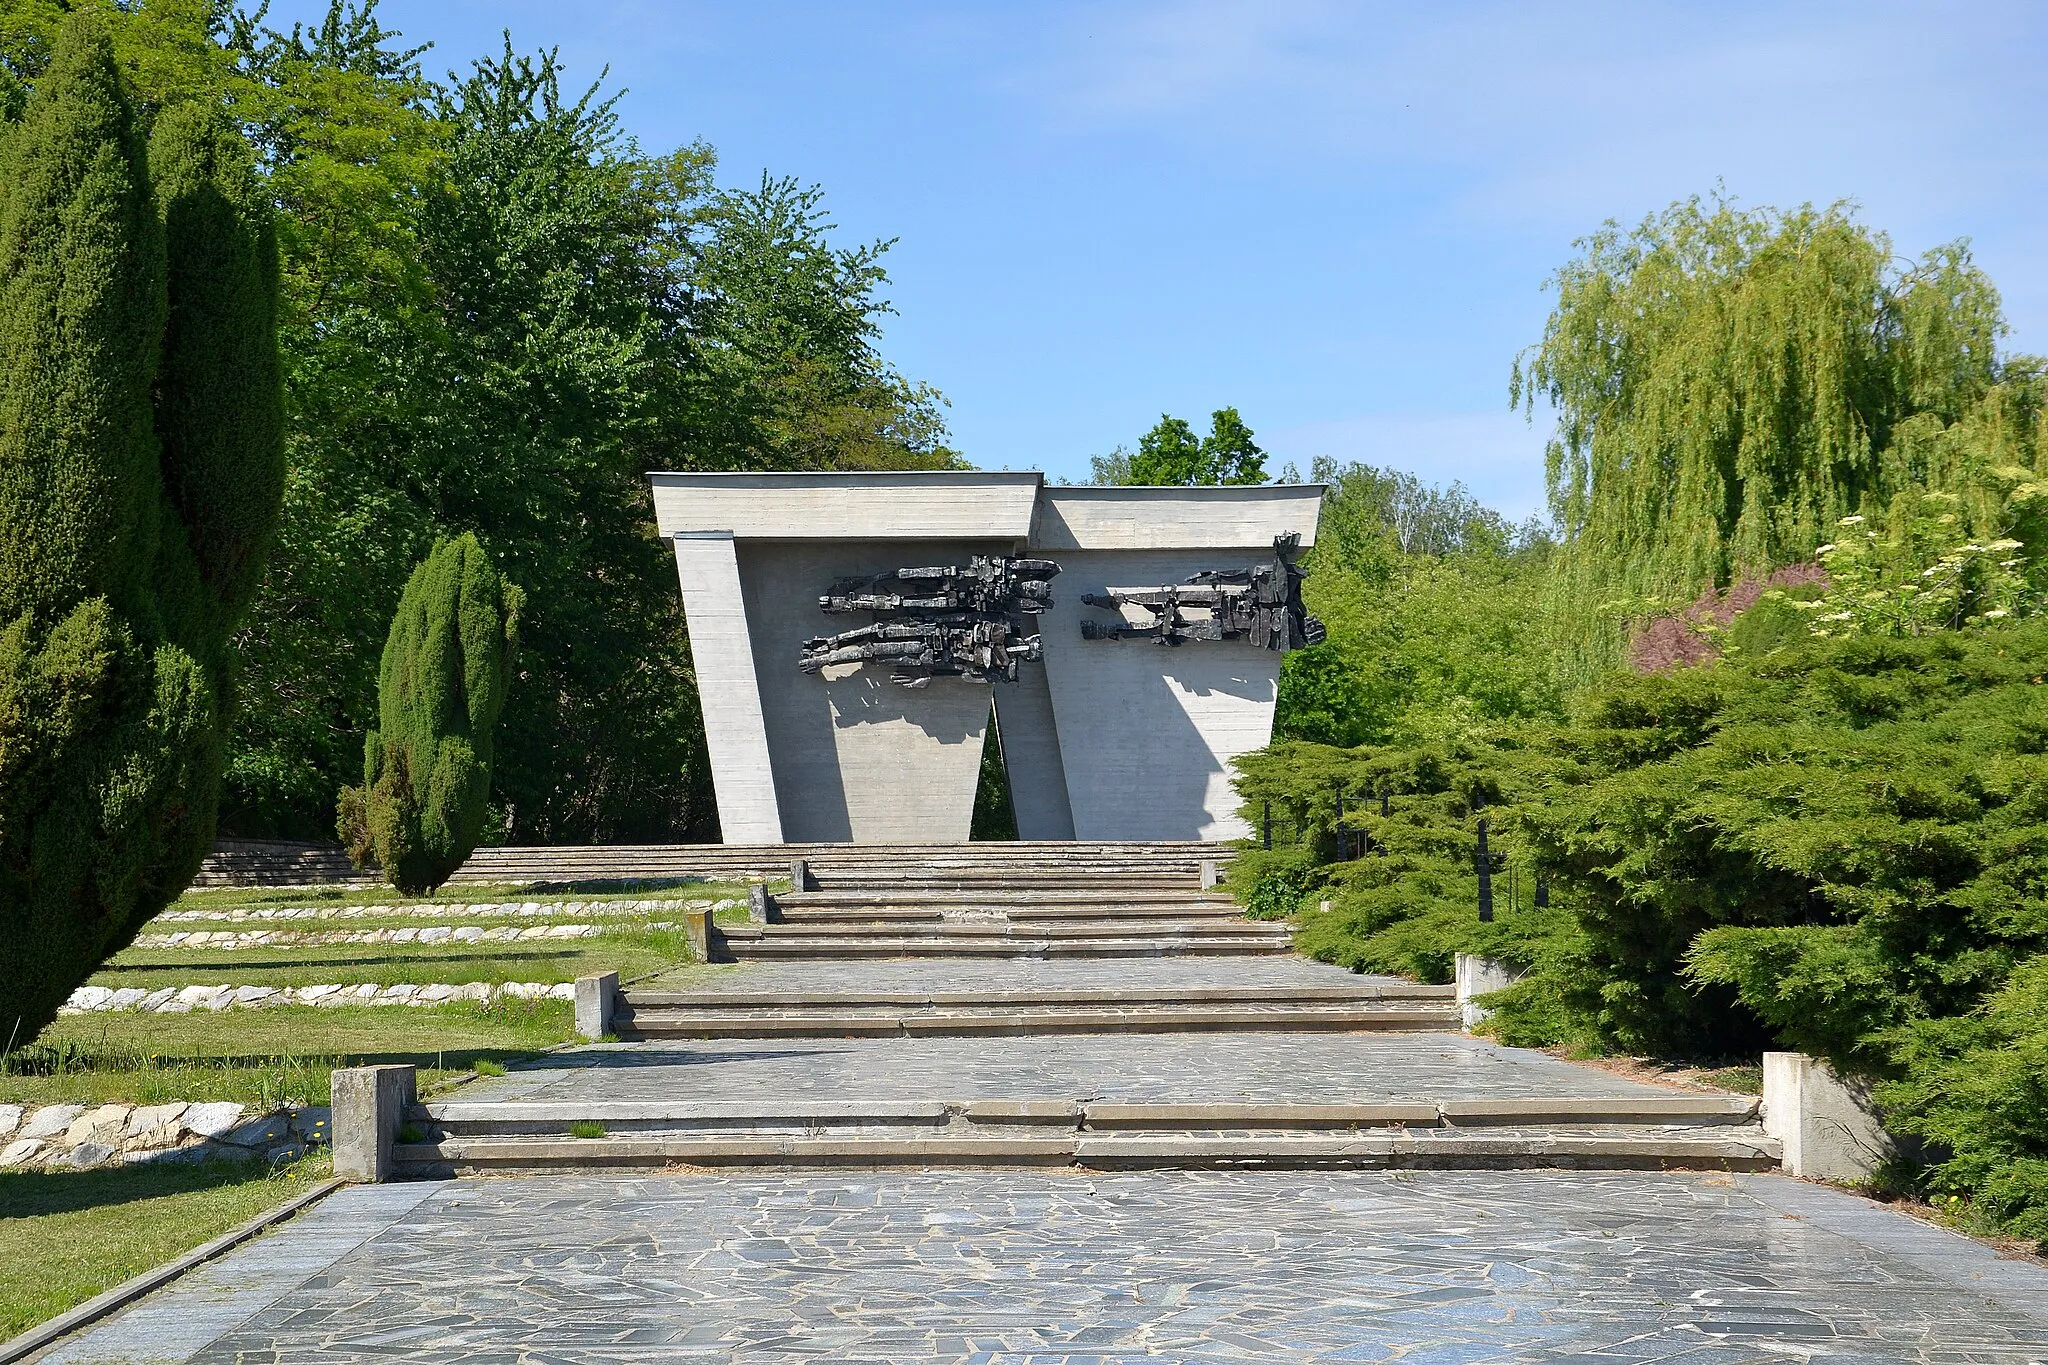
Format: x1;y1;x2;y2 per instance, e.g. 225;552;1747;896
347;534;523;895
0;18;283;1045
150;102;285;651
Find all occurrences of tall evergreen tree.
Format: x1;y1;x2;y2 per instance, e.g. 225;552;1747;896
0;18;282;1044
346;534;522;895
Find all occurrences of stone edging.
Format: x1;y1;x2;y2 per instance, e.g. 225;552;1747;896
0;1176;346;1365
0;1100;327;1172
60;980;579;1014
133;922;676;950
155;897;736;923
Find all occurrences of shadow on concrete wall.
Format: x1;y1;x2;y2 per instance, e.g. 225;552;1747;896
824;670;983;744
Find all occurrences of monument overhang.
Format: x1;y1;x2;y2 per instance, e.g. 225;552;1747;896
650;470;1042;542
649;470;1327;845
1031;484;1324;551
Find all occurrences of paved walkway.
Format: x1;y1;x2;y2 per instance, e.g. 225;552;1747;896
646;956;1394;994
464;1032;1670;1105
46;1170;2048;1363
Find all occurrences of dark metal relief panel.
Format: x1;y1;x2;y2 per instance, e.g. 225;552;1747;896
798;556;1061;688
1080;532;1326;651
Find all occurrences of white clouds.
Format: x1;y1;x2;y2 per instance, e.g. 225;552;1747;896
1014;1;2045;230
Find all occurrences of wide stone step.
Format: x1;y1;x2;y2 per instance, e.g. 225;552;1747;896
620;984;1455;1008
420;1095;1759;1136
617;1004;1460;1038
778;893;1237;913
802;879;1212;892
736;918;1285;940
396;1093;1774;1174
770;905;1237;924
723;935;1293;959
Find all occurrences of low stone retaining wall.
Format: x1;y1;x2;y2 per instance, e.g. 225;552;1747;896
133;923;676;950
59;981;578;1015
156;897;736;924
0;1100;325;1172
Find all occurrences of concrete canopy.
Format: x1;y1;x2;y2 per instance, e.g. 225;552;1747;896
649;471;1324;844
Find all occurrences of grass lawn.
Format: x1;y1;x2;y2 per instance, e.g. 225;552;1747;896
0;1155;333;1340
1;1001;577;1108
91;926;699;990
170;878;760;913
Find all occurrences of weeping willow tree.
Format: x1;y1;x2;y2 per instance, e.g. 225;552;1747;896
1514;194;2046;679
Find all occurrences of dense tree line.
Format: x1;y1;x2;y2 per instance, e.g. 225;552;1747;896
1236;195;2048;1244
1;1;958;848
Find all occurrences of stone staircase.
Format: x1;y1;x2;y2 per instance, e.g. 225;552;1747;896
615;981;1458;1038
342;841;1780;1178
393;1092;1777;1176
189;838;373;888
194;838;1219;888
717;848;1292;960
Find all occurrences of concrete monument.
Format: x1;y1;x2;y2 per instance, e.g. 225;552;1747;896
649;472;1324;844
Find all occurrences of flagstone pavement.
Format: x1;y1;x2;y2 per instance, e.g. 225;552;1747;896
41;1168;2048;1364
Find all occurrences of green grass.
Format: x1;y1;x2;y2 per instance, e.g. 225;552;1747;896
0;1155;332;1339
90;926;698;990
1698;1065;1764;1095
145;907;757;936
170;878;760;913
568;1121;606;1139
1;1002;575;1108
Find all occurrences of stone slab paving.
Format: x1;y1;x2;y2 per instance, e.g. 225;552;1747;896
648;956;1409;994
44;1170;2048;1363
461;1032;1675;1106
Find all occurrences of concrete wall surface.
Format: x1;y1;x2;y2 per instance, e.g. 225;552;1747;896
671;534;783;843
651;471;1040;541
1034;485;1324;551
1761;1051;1896;1181
1036;548;1281;841
739;539;1002;843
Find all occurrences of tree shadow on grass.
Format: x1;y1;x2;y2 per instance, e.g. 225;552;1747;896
0;1156;283;1221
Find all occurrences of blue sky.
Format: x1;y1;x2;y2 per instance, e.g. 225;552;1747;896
265;1;2048;519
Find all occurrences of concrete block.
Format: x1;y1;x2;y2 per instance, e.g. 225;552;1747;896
575;972;618;1041
1762;1051;1894;1181
747;884;777;924
1455;954;1522;1030
682;907;731;963
789;858;814;891
332;1064;417;1182
1200;860;1221;890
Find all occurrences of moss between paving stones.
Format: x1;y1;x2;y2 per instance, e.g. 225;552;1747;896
0;1156;333;1339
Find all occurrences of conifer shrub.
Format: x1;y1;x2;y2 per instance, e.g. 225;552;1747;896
0;20;282;1045
1232;734;1581;987
342;534;523;894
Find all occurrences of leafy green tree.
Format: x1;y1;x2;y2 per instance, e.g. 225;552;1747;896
345;534;522;894
687;172;960;470
1276;460;1560;748
0;18;281;1043
1118;407;1268;485
1513;193;2039;680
